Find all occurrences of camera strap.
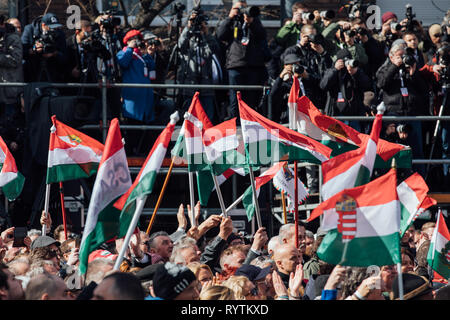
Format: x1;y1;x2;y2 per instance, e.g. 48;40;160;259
133;51;149;78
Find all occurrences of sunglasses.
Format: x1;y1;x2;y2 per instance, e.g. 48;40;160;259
433;33;442;38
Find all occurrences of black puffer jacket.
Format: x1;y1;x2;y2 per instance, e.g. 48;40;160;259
376;61;429;115
0;25;23;104
216;17;267;70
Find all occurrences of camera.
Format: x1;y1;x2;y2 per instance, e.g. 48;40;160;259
405;3;416;32
344;29;356;38
302;12;315;21
402;48;416;68
171;1;186;16
188;5;209;37
80;30;112;60
148;38;161;46
355;27;368;37
293;64;305;74
307;33;324;45
99;12;121;34
320;10;335;20
390;22;402;32
437;47;450;83
344;58;359;68
240;6;261;18
33;29;58;54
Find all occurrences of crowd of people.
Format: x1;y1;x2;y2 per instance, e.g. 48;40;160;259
0;204;448;300
0;0;450;301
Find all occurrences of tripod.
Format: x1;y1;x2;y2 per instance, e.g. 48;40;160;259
167;7;184;109
425;83;450;181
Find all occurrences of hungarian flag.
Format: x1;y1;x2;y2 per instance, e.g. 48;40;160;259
238;92;331;166
296;96;411;168
321;108;383;201
184;92;213;172
427;210;450;280
114;116;177;237
47;115;104;184
79;119;132;275
171;120;186;161
272;164;309;213
242;162;286;221
307;169;401;266
203;117;246;174
0;136;24;201
397;173;437;236
197;167;245;206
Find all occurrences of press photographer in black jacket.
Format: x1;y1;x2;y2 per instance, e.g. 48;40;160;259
216;1;269;118
320;48;372;133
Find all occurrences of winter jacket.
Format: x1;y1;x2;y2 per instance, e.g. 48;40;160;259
275;21;302;49
0;26;23;104
376;60;429;116
177;27;223;97
320;67;372;117
117;47;156;123
216;17;267;70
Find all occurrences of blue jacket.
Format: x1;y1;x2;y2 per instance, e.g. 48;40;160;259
117;47;156;123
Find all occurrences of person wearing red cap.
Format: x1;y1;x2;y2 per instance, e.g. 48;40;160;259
116;29;156;125
373;11;401;56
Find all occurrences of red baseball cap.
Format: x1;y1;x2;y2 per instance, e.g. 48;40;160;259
382;11;397;24
123;29;143;45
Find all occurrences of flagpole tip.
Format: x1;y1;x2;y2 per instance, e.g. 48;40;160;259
377;102;386;115
391;157;397;169
170;111;180;125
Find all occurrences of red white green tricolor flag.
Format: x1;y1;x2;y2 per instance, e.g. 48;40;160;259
0;136;24;201
114;115;177;236
184;92;213;172
321;106;384;200
238;92;331;166
397;173;437;236
79;119;132;275
427;210;450;280
46;115;104;184
242;162;286;221
295;95;411;168
307;169;401;266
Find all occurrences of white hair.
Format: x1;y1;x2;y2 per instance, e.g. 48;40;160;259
389;44;405;57
267;236;280;254
170;236;197;265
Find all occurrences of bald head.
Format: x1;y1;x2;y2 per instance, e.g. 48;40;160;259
273;244;302;275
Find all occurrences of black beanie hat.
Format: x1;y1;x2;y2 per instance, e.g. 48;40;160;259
152;262;197;300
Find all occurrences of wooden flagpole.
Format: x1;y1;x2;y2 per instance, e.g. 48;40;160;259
42;184;51;235
145;159;174;235
59;182;68;241
281;191;287;224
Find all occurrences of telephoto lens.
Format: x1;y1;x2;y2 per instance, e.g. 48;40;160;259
302;12;315;21
320;10;335;20
293;64;305;74
344;58;359;68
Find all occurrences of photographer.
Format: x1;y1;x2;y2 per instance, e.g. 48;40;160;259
21;13;67;83
351;19;385;83
373;12;402;57
143;32;174;125
376;43;429;175
0;15;24;165
269;53;305;123
402;31;426;69
281;24;333;110
275;2;316;50
335;27;368;68
216;1;268;119
177;8;222;122
320;49;372;132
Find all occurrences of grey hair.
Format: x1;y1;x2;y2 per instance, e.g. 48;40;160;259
148;231;170;249
305;230;314;239
250;255;275;269
27;229;41;237
26;260;56;278
170;236;197;265
267;236;280;253
389;44;405;57
278;224;294;242
25;272;61;300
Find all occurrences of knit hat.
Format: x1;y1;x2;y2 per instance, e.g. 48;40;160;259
390;273;434;300
382;11;397;24
123;29;143;45
152;262;197;300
